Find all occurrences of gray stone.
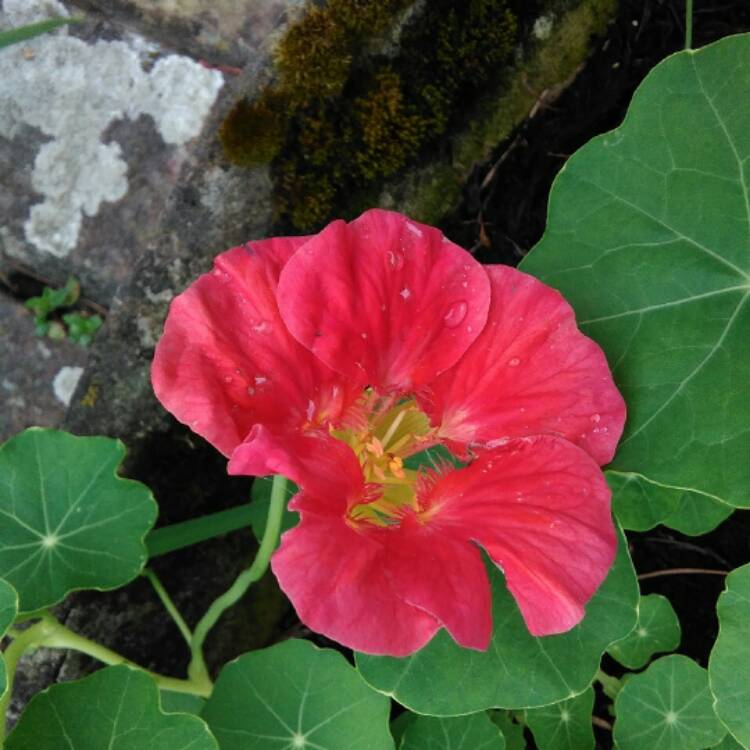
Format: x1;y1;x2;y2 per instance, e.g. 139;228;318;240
0;294;88;440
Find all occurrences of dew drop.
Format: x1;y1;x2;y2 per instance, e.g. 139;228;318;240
252;320;271;334
508;357;521;367
224;375;233;383
361;332;368;339
254;375;267;385
247;386;255;396
405;222;423;238
443;301;468;328
387;250;405;269
399;287;411;300
590;413;601;424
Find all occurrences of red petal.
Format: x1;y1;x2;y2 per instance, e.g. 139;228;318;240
423;266;626;465
422;436;616;636
276;209;490;391
228;425;363;513
152;237;359;456
272;512;440;656
380;514;492;650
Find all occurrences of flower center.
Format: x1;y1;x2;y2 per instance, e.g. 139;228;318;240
332;392;435;527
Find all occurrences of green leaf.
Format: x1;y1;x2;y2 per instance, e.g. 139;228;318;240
401;713;505;750
613;655;726;750
662;491;733;536
391;712;417;746
709;563;750;748
247;476;299;545
524;688;594;750
608;472;682;531
0;428;157;614
711;734;745;749
6;665;218;749
520;34;750;509
488;712;526;750
0;579;19;701
608;594;681;670
201;639;394;750
403;444;466;471
160;691;207;716
356;526;637;714
63;312;103;346
0;18;77;50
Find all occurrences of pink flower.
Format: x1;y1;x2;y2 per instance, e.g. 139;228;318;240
152;209;626;657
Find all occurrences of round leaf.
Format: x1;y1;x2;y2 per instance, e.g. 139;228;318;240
609;472;682;531
6;665;218;749
489;712;526;750
201;639;394;750
662;491;733;536
709;563;750;747
520;34;750;509
0;578;18;700
0;429;157;613
608;594;681;670
401;713;505;750
613;655;725;750
524;688;594;750
356;527;637;714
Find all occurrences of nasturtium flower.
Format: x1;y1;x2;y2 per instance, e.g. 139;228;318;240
152;209;626;657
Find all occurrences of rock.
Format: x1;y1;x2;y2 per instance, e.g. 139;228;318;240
0;295;88;440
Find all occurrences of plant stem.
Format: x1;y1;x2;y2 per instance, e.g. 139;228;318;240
187;475;288;683
638;567;727;581
142;568;193;647
0;614;211;741
146;502;257;558
595;668;623;701
685;0;694;50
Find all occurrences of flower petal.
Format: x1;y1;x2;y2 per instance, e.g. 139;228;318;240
422;436;616;636
272;512;440;656
276;209;491;391
228;425;363;513
152;237;359;456
380;515;492;650
423;265;626;465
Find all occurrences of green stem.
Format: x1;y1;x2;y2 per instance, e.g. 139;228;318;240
142;569;193;647
596;668;623;701
187;475;288;683
685;0;693;50
0;621;47;742
0;612;211;738
146;502;257;558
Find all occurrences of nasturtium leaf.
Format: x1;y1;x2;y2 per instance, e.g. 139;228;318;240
489;712;526;750
520;33;750;509
247;476;299;545
400;713;505;750
711;734;745;749
391;712;417;746
613;655;725;750
160;690;206;716
6;665;218;749
662;491;733;536
608;594;681;669
201;639;394;750
0;578;18;701
709;563;750;748
0;429;157;614
356;527;637;715
608;472;682;531
524;688;594;750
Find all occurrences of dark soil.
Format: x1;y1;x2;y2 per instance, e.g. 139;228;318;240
442;1;750;746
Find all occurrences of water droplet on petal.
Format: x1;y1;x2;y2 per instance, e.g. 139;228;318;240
361;332;368;339
508;357;521;367
443;301;468;328
387;250;405;269
224;375;233;383
252;320;272;334
254;375;267;385
247;386;255;396
590;413;601;424
399;287;411;300
405;222;423;238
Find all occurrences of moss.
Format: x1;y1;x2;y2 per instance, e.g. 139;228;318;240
221;0;520;230
219;93;285;167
